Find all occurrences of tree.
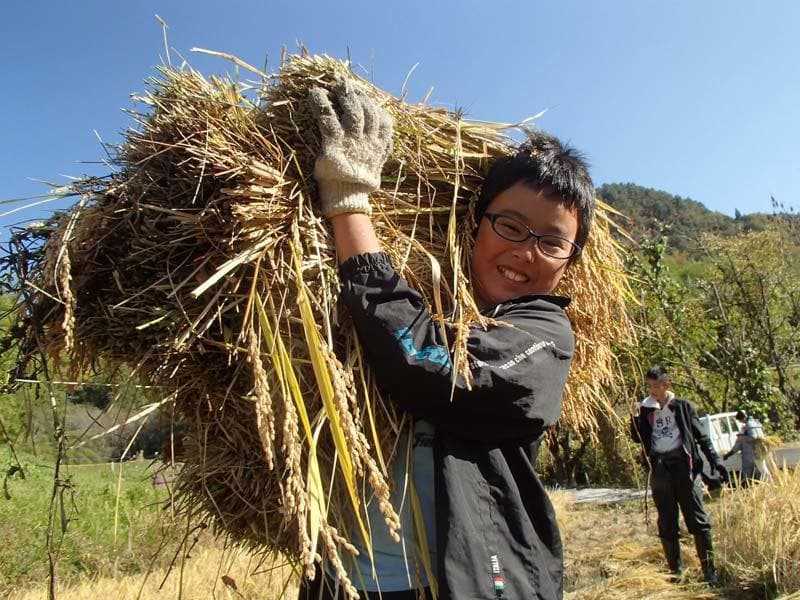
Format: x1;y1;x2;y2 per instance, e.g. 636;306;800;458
108;409;183;461
598;183;738;253
623;226;799;433
625;230;719;408
696;229;799;429
0;295;26;445
67;384;111;410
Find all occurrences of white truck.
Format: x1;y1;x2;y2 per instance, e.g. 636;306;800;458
700;411;800;482
698;411;743;479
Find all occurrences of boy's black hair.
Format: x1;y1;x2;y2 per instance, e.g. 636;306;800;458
474;130;595;257
735;410;747;421
645;365;670;382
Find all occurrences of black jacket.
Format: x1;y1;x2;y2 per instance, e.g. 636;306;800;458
629;397;722;477
340;252;574;600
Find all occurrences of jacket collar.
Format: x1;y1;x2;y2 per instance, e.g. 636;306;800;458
641;390;675;409
484;294;572;317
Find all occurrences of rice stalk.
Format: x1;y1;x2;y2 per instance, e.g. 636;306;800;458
716;462;800;595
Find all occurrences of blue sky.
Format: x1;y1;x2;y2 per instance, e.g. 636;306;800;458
2;1;800;233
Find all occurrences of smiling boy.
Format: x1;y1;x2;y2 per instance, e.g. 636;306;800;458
301;80;594;599
470;183;580;304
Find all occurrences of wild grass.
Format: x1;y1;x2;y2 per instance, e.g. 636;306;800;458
5;543;295;600
0;450;170;592
716;465;800;596
0;447;297;599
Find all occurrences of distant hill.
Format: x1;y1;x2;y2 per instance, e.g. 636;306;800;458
597;183;781;253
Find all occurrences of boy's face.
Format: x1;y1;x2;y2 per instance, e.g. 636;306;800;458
470;182;579;306
645;377;671;402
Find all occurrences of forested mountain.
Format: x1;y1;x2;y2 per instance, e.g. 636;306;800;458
597;182;782;252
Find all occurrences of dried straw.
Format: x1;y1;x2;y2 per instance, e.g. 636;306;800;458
2;51;633;591
716;462;800;595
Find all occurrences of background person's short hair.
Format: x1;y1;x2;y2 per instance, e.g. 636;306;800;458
645;365;670;382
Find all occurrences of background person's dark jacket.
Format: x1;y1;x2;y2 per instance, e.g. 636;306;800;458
630;397;722;477
340;252;574;600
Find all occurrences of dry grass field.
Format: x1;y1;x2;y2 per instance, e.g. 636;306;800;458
3;448;798;599
559;494;739;600
6;542;297;600
557;464;800;600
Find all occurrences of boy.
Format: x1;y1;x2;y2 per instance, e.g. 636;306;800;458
630;365;729;584
303;79;594;599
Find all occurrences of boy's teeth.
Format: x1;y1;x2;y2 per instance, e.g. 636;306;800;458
500;267;527;282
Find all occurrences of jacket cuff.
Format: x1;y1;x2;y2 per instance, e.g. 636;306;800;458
339;252;394;278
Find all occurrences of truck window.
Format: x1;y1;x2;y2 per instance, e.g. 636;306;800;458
729;417;740;433
718;418;730;434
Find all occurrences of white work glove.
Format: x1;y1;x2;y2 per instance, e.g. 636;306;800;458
308;78;394;217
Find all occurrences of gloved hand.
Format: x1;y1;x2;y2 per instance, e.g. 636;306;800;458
308;78;394;218
715;463;730;484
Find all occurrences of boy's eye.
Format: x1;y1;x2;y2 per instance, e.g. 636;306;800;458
494;216;527;238
499;222;524;234
540;236;569;251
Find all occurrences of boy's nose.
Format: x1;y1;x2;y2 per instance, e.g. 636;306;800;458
512;239;539;262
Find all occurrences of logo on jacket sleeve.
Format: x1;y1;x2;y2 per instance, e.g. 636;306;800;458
473;340;555;370
490;554;505;597
392;327;452;370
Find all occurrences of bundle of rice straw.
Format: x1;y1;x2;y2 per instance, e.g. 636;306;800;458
1;51;633;589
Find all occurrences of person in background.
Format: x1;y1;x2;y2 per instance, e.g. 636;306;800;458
725;410;770;484
723;430;756;485
300;78;595;599
735;410;765;439
630;366;729;585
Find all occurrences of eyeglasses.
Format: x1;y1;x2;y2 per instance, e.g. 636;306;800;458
483;213;581;260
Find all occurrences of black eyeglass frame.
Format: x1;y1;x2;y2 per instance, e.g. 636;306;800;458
483;212;582;260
